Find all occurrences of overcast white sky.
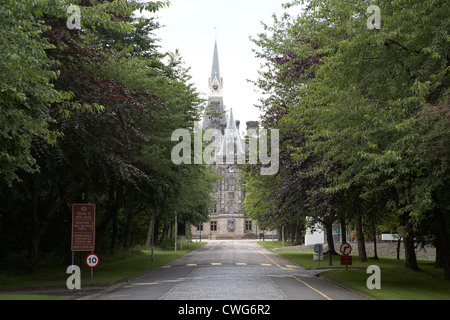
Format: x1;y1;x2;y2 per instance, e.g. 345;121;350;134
144;0;302;130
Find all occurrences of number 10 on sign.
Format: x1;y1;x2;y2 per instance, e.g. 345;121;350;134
86;253;99;280
86;253;99;268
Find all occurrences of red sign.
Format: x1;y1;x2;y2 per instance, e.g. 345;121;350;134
86;253;99;268
340;243;352;255
71;204;96;251
340;255;352;266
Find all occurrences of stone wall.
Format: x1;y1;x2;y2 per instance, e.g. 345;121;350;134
274;241;436;260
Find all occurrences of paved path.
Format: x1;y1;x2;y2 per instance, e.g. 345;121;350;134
91;240;369;300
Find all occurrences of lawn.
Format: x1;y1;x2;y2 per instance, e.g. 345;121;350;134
0;241;206;300
260;242;450;300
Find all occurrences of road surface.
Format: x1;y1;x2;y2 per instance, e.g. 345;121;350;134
91;240;369;300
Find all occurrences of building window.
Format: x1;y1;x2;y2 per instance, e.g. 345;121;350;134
212;204;217;213
210;221;217;231
197;224;203;232
245;221;252;231
229;204;234;213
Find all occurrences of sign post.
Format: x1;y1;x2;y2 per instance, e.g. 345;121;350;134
86;253;99;280
313;244;323;267
71;204;96;252
340;242;352;271
340;243;352;256
71;204;96;281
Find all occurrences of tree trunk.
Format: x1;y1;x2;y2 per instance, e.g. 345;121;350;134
110;211;119;255
340;219;347;244
433;204;450;280
372;219;379;259
96;184;123;254
160;223;169;243
435;245;442;268
399;179;420;271
30;191;66;271
324;220;338;255
289;224;295;243
399;212;420;271
294;224;302;245
355;210;367;262
30;233;42;272
123;209;134;251
145;211;155;247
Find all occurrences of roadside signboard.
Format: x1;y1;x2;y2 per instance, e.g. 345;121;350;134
340;243;352;270
313;243;324;266
314;244;323;253
71;204;96;252
313;253;323;261
340;255;352;266
85;253;99;268
340;242;352;256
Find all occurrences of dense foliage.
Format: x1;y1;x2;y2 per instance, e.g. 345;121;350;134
0;0;217;273
244;0;449;279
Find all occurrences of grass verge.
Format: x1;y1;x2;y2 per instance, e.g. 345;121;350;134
0;241;206;300
258;241;450;300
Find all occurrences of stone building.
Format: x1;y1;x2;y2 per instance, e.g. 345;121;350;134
191;40;264;240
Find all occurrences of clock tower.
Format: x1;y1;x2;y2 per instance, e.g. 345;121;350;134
194;40;277;241
195;39;262;240
202;40;227;134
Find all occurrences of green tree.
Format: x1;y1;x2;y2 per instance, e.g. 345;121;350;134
250;0;449;276
0;1;69;185
0;0;219;271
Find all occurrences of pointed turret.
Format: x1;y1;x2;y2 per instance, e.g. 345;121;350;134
217;109;245;160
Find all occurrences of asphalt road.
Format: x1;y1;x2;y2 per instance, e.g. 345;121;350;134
91;240;369;300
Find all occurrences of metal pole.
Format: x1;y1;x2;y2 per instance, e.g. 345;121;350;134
282;226;284;248
175;212;177;252
151;211;155;261
187;223;189;248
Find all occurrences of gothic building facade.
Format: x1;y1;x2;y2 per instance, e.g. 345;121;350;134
191;41;260;240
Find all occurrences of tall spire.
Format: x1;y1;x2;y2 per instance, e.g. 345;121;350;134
203;39;227;131
209;40;223;96
211;40;221;85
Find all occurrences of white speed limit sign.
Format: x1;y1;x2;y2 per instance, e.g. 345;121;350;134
85;253;99;268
